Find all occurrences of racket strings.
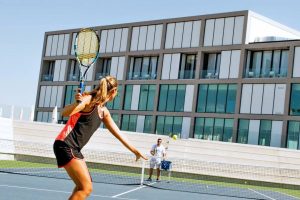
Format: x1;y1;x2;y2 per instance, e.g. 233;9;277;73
75;28;99;66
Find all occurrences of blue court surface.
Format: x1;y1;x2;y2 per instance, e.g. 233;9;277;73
0;172;298;200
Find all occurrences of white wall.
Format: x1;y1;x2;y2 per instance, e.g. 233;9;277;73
240;84;286;115
100;28;129;53
293;47;300;77
110;56;125;80
246;12;300;43
161;54;181;79
45;34;69;56
131;24;163;51
165;20;201;48
204;16;244;46
219;50;241;79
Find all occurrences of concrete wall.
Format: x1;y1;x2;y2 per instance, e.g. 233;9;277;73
1;117;300;185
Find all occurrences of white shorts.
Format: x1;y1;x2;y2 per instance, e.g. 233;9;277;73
150;158;162;169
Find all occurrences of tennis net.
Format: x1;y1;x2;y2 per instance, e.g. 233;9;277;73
0;138;299;200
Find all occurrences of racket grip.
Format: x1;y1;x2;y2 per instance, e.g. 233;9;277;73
77;80;84;103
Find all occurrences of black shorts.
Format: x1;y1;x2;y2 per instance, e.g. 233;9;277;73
53;140;84;167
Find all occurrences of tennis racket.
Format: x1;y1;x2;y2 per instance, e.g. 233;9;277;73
74;28;100;103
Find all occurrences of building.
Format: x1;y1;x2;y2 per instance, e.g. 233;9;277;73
35;10;300;150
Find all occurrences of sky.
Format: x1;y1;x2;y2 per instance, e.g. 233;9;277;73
0;0;300;107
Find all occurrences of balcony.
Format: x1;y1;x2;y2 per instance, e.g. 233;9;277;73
127;72;157;80
42;74;53;81
201;70;219;79
68;74;79;81
95;72;110;80
245;71;287;78
178;70;195;79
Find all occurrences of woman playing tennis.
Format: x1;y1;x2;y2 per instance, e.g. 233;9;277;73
53;75;147;200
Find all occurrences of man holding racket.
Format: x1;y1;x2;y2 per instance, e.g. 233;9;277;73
147;138;166;182
53;75;147;200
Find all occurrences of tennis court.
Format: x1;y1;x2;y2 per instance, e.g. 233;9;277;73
0;172;297;200
0;138;299;200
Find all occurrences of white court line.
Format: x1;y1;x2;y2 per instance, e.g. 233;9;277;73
6;171;65;174
276;191;299;200
248;188;276;200
112;182;156;198
0;184;137;200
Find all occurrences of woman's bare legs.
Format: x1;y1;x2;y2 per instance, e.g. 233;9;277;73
64;159;92;200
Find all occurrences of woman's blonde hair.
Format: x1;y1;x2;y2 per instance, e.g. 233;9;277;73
86;75;118;106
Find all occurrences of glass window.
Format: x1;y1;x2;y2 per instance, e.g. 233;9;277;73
150;57;158;79
68;60;80;81
128;56;158;80
175;85;186;112
179;54;196;79
258;120;272;146
290;84;300;116
139;85;149;111
194;117;234;142
133;58;142;79
158;85;168;111
166;85;177;112
202;53;221;79
156;116;165;134
129;115;137;131
213;118;224;141
164;116;173;135
138;85;156;111
287;121;300;149
252;52;262;78
272;50;281;76
194;118;204;139
156;116;183;136
245;50;288;78
42;61;55;81
141;57;150;78
107;85;122;110
223;119;234;142
173;117;183;137
121;114;137;132
144;116;153;133
206;85;218;112
121;115;129;130
147;85;156;111
237;119;249;144
226;84;237;113
111;114;119;126
159;85;186;112
64;85;77;106
280;50;288;77
197;84;236;114
197;85;208;112
216;84;227;113
95;58;111;80
203;118;214;140
124;85;133;110
261;51;272;77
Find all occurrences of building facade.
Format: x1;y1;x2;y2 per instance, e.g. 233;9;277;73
35;10;300;150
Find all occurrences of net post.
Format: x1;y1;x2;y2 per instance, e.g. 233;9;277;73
140;159;145;186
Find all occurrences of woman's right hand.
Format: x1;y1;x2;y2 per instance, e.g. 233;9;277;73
75;88;84;102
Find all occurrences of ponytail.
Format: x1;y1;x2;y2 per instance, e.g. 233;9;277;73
86;75;118;106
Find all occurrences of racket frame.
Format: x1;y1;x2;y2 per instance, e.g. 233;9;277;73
74;28;100;96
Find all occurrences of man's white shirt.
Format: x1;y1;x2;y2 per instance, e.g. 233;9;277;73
150;144;166;164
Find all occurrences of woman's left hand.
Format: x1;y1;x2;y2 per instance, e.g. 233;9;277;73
135;150;148;161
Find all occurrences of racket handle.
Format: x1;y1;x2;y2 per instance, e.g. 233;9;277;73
77;80;85;103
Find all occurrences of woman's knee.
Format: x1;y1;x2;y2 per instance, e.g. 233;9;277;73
82;182;93;195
